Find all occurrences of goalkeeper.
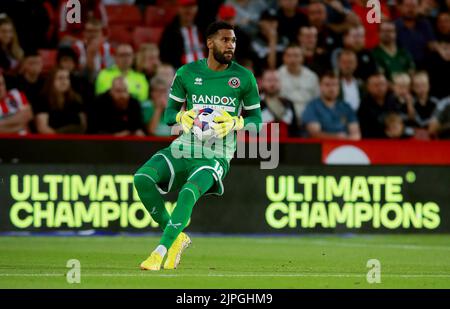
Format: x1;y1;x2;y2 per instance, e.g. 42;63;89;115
134;21;262;271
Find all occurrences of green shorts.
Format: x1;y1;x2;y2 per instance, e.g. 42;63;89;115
141;146;230;196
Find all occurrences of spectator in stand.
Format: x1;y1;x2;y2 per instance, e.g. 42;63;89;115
297;26;331;76
275;0;308;43
351;0;391;49
8;50;44;110
89;76;145;136
0;1;55;50
429;98;450;138
332;25;378;81
307;1;341;53
395;0;437;69
0;72;32;134
251;9;289;74
35;68;86;134
322;0;361;34
216;4;255;66
391;73;417;126
142;76;172;136
57;46;94;108
95;43;149;102
411;71;438;128
225;0;272;37
260;69;299;137
0;14;23;75
358;73;402;138
155;63;176;89
72;17;114;82
417;0;441;22
426;13;450;98
159;0;205;69
372;21;416;81
383;112;413;139
302;71;361;140
57;0;108;44
435;12;450;42
278;44;319;122
57;46;78;72
337;49;364;112
196;0;228;35
135;43;161;83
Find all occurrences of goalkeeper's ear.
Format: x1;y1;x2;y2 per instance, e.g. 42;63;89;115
206;37;214;50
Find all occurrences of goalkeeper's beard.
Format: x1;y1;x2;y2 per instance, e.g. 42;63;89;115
213;46;233;65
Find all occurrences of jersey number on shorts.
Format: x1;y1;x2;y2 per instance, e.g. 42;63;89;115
213;161;224;179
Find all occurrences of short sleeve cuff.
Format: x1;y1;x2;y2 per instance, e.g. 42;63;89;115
243;103;260;110
169;94;186;103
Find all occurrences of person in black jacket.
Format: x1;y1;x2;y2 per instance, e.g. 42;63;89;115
358;73;402;138
89;76;145;136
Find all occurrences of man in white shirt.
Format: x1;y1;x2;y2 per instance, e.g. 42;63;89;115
277;44;320;123
338;49;363;111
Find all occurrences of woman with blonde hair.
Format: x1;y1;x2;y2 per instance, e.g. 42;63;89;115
0;14;24;74
135;43;161;82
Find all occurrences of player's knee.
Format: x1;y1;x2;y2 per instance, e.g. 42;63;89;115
179;181;202;201
134;167;158;191
134;175;150;192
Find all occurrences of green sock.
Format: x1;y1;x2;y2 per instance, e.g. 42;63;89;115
160;170;214;249
134;166;170;231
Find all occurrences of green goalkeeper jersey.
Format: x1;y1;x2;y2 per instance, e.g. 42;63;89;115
164;59;261;167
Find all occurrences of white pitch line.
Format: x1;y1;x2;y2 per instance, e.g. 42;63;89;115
251;239;450;251
1;273;450;278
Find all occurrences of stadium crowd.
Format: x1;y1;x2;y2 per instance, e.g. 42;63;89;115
0;0;450;139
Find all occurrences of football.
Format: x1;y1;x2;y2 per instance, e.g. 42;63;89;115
192;108;222;141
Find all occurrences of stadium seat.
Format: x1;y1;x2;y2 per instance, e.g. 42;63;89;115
108;25;133;45
133;27;164;48
38;49;57;73
144;5;178;27
105;4;142;27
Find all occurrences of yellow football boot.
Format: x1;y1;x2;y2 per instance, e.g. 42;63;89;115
140;251;163;271
164;232;192;270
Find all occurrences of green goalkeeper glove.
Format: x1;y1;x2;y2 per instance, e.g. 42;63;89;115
213;110;244;138
176;109;198;134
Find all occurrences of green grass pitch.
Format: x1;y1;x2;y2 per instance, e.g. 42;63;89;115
0;235;449;289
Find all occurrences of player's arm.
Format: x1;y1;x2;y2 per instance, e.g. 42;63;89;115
163;69;197;133
242;106;262;132
163;96;184;126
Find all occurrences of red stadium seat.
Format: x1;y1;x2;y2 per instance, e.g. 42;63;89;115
105;4;142;27
38;49;57;73
133;27;164;48
108;25;133;45
144;5;178;27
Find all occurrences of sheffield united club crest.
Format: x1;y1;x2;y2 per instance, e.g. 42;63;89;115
228;77;240;88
